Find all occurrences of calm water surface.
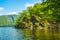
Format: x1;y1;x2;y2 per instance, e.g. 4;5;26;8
0;27;60;40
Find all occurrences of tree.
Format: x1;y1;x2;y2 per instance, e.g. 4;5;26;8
15;0;60;29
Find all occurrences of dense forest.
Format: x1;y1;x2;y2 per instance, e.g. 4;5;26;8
15;0;60;30
0;15;18;26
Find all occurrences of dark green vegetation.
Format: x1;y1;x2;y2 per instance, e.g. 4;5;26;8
15;0;60;30
0;15;18;26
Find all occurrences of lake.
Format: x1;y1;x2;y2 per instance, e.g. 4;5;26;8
0;27;60;40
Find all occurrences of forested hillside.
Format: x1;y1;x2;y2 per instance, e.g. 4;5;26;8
0;15;18;26
15;0;60;30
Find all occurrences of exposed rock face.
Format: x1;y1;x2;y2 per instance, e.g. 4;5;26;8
15;14;60;30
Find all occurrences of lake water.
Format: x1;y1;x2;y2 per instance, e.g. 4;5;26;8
0;27;60;40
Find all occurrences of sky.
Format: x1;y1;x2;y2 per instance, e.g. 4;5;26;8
0;0;42;15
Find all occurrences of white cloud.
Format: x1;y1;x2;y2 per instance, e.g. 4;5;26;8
8;12;18;15
25;3;34;7
25;2;38;7
25;0;43;8
0;7;4;11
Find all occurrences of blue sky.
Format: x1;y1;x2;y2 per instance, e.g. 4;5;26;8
0;0;42;15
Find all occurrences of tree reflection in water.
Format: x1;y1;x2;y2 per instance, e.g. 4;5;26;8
22;29;60;40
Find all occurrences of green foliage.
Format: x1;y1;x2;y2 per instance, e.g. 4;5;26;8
15;0;60;29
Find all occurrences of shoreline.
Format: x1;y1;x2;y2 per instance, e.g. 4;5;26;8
0;25;14;27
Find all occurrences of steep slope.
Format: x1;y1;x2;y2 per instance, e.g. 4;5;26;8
0;15;18;26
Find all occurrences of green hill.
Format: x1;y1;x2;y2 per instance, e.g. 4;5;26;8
0;15;18;26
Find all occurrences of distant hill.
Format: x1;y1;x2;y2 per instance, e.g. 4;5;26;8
0;15;18;26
